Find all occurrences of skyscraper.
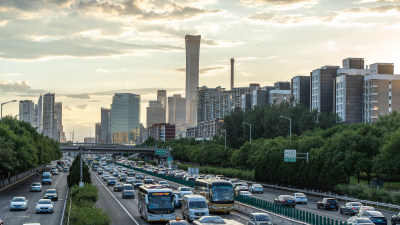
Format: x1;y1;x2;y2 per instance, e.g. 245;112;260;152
146;100;165;128
55;102;63;142
185;34;201;127
19;100;34;125
110;93;140;144
100;107;110;143
196;86;232;124
43;93;57;140
37;95;43;133
95;122;101;143
157;90;167;109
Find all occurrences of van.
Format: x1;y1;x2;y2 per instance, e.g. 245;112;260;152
182;195;209;222
41;172;52;185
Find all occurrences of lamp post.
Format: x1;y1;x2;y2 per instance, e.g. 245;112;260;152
1;100;17;121
221;129;227;150
242;122;252;144
279;116;292;139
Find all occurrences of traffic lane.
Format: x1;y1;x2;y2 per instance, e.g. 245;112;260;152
0;168;68;225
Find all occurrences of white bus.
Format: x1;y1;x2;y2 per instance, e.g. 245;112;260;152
138;185;176;222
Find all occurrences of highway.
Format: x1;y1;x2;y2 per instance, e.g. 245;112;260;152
0;164;68;225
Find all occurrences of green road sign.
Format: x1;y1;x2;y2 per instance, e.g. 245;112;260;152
155;149;166;155
284;149;296;162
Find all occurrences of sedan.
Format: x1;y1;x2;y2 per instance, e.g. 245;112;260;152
292;193;308;204
340;202;363;216
10;197;28;211
249;184;264;194
360;211;387;225
239;191;253;197
107;177;117;186
35;199;54;213
114;182;124;192
133;180;144;188
274;195;296;207
346;216;374;225
247;213;273;225
317;198;339;210
392;212;400;225
44;189;58;201
126;177;135;185
122;184;135;198
30;182;42;192
144;176;153;184
167;218;190;225
159;181;169;188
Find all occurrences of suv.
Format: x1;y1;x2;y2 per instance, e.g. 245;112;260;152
41;172;52;185
122;184;135;198
317;198;339;210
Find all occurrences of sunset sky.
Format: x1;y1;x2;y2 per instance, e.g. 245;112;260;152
1;0;400;141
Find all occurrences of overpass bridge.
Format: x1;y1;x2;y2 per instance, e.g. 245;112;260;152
60;143;171;162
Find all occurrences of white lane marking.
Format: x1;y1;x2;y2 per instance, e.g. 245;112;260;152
60;187;69;225
231;211;249;220
93;171;140;225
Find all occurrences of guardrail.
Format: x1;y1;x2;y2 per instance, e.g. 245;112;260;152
0;164;45;189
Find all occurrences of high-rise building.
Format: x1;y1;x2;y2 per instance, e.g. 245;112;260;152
95;122;101;143
274;81;290;90
55;102;63;142
197;86;232;124
146;100;165;128
291;76;310;108
43;93;57;140
185;34;201;127
252;86;275;107
37;95;43;133
231;85;260;109
168;94;186;137
241;93;252;110
311;66;339;114
269;90;291;104
19;100;34;125
110;93;140;144
157;90;167;109
147;123;175;142
100;107;110;143
363;63;399;123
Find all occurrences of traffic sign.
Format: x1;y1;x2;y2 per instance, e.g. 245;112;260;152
284;149;296;162
155;149;166;155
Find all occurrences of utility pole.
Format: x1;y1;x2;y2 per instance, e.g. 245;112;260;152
80;146;83;185
242;122;252;144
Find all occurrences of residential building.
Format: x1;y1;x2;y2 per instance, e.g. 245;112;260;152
311;65;339;114
291;76;310;108
147;123;175;142
110;93;140;144
231;85;260;109
95;122;101;143
186;119;224;140
42;93;57;141
146;100;165;128
196;86;232;124
185;34;201;127
19;100;34;125
241;93;252;110
269;90;292;104
274;81;290;90
252;86;274;107
100;107;110;143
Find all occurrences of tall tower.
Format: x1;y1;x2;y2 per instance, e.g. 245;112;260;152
55;102;63;142
37;95;43;133
230;58;234;90
185;34;201;127
43;93;56;140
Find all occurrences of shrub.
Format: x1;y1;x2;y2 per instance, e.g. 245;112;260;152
177;164;254;181
69;204;110;225
67;154;91;188
71;184;98;206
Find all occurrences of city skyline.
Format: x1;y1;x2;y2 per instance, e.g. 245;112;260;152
1;0;400;141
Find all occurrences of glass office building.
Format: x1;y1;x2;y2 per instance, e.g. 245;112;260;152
110;93;140;144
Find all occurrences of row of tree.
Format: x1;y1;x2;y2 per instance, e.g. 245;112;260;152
0;116;62;183
164;104;400;191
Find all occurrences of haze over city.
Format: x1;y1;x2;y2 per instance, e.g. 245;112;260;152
1;0;400;141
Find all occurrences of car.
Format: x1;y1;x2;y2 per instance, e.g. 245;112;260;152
359;211;387;225
10;197;28;211
292;193;308;204
126;177;135;185
41;172;52;185
118;173;127;182
63;167;69;172
35;199;54;213
182;195;209;222
274;195;296;207
51;168;59;175
30;182;42;192
346;216;374;225
247;213;273;225
122;184;135;198
135;173;144;179
102;174;110;181
44;189;58;201
107;177;117;186
317;198;339;210
235;185;250;196
133;180;144;188
127;171;135;177
392;212;400;225
159;181;169;187
167;218;190;225
340;202;363;215
239;191;253;197
97;169;104;175
114;182;124;192
185;177;195;182
356;206;376;216
249;184;264;194
144;176;153;184
192;216;242;225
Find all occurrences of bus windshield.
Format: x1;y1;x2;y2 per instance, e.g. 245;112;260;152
211;185;234;203
148;193;174;212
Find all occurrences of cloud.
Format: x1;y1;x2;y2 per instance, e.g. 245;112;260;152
200;66;227;74
76;104;87;109
353;0;400;4
64;93;91;99
89;88;184;96
0;80;46;93
64;105;72;111
241;0;316;4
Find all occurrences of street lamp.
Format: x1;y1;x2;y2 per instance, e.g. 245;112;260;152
221;129;227;150
242;122;252;144
279;116;292;139
1;100;17;122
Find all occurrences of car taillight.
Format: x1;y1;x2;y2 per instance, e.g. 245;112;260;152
325;203;329;205
352;207;355;210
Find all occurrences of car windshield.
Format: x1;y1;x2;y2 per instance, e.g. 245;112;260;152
351;203;362;206
180;188;191;191
46;190;56;193
116;183;123;187
189;201;207;209
109;178;116;181
32;183;40;186
296;193;306;197
255;214;272;221
160;182;167;184
134;180;143;183
327;199;337;203
148;194;174;211
124;185;134;190
211;185;234;202
356;218;372;223
283;196;294;200
38;200;51;204
12;197;25;202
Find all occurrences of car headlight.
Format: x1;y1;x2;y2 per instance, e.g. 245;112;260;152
49;205;53;209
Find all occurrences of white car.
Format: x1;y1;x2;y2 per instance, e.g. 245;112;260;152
10;197;28;211
292;193;308;204
35;199;54;213
249;184;264;194
346;216;374;225
159;181;169;187
239;191;253;197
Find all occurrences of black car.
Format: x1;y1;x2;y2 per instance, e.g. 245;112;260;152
114;182;124;192
340;202;363;215
317;198;339;210
44;189;58;201
391;212;400;225
274;195;296;207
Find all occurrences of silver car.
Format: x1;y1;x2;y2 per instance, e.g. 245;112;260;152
247;213;273;225
346;216;374;225
30;182;42;192
10;197;28;211
35;199;54;213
